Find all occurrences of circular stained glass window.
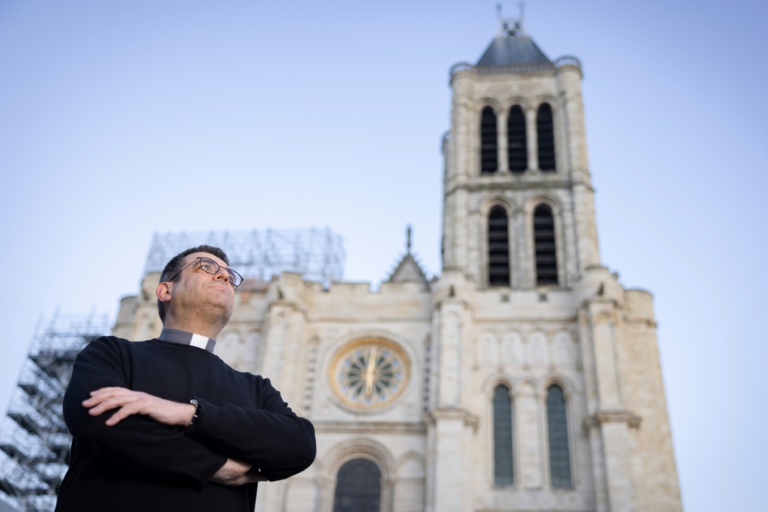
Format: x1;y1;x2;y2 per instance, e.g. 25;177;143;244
330;338;410;409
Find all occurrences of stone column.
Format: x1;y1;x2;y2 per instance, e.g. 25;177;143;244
450;73;473;180
512;207;527;288
514;382;543;488
556;65;600;272
256;277;308;512
556;64;589;177
498;108;508;173
437;305;462;408
262;306;289;387
582;300;639;512
432;411;465;512
526;107;538;171
571;182;601;272
443;72;473;274
444;187;470;275
427;299;474;512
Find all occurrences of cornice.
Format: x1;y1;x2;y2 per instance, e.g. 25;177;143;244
313;421;427;435
424;407;480;430
582;409;642;430
445;178;594;196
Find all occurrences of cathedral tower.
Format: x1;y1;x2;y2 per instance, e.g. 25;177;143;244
429;18;682;512
442;20;598;289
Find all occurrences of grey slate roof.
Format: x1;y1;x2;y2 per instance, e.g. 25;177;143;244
387;253;430;291
476;33;555;73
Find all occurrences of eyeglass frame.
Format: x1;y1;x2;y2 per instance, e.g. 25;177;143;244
166;256;244;289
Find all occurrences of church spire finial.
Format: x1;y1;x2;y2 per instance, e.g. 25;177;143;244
496;2;526;37
406;225;412;255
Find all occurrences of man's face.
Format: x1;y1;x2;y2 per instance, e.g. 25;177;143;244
169;252;236;321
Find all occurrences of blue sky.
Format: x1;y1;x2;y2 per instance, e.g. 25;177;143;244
1;1;766;510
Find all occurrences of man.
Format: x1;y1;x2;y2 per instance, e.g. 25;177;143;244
56;245;316;512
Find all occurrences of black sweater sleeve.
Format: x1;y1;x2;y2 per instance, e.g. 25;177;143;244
186;379;316;482
63;337;227;488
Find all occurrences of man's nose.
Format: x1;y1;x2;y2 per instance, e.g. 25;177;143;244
213;267;229;282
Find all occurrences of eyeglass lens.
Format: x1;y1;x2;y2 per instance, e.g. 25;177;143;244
198;257;243;287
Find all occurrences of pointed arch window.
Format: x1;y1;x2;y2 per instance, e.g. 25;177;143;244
533;204;558;285
333;459;382;512
480;106;498;174
546;385;572;488
507;105;528;173
493;384;514;486
488;206;510;286
537;103;556;171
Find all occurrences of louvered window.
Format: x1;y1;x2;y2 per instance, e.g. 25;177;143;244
534;204;558;285
546;385;572;488
488;206;510;286
480;106;498;174
507;105;527;173
493;385;514;486
333;459;381;512
537;103;556;171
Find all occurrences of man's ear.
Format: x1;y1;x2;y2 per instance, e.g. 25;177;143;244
156;282;172;305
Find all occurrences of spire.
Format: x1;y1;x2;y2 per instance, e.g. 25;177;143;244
406;225;412;255
496;2;525;37
386;226;430;290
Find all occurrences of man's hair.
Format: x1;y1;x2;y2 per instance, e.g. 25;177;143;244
157;245;231;323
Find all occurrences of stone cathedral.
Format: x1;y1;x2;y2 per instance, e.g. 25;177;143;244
112;23;682;512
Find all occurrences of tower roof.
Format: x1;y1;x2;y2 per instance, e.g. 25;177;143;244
387;253;430;290
475;12;555;73
476;35;555;69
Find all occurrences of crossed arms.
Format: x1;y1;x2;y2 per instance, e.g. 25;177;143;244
63;337;316;489
82;387;261;486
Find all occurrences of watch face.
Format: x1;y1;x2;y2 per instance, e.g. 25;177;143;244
330;338;410;409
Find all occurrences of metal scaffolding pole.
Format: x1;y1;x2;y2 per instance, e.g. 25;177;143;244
144;228;346;286
0;313;110;512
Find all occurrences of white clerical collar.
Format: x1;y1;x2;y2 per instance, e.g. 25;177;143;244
158;328;216;353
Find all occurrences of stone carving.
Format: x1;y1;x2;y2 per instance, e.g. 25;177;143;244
528;331;549;366
477;333;498;366
517;382;542;488
502;332;524;366
552;331;574;367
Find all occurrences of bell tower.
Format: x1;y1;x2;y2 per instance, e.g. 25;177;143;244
428;13;682;512
441;16;599;289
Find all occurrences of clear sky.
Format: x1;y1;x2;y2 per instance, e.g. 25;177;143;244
1;1;766;510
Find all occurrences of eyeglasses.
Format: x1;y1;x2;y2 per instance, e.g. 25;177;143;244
167;257;244;288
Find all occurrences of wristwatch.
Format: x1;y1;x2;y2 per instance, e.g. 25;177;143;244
187;398;201;430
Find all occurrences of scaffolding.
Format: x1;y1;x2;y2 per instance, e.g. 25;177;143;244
145;228;346;285
0;313;110;512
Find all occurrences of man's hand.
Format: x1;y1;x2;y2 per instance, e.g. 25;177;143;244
210;458;268;486
83;387;196;427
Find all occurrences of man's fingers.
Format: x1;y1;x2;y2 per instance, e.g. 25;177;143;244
83;388;150;426
105;404;139;426
80;387;184;427
86;393;141;414
87;397;133;416
85;387;127;401
83;388;133;407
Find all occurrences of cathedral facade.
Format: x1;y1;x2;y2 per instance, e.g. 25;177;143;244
113;26;682;512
